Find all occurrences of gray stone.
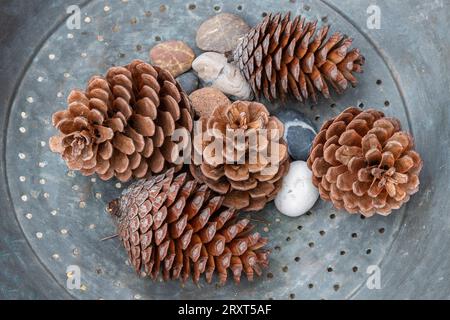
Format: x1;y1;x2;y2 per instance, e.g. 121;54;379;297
275;109;317;161
176;71;199;94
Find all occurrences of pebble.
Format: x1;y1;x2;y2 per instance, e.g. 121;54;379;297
196;13;250;53
189;87;230;119
149;40;195;77
275;109;316;161
176;71;199;94
192;52;252;100
275;161;319;217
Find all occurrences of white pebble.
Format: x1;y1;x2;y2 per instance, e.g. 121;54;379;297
25;213;32;219
19;176;26;182
26;97;34;103
275;161;319;217
192;52;253;100
36;232;43;239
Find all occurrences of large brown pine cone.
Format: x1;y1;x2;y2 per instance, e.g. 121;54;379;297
190;100;290;211
49;60;193;182
233;12;364;103
108;168;270;285
307;107;422;217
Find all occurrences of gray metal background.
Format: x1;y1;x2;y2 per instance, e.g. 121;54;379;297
0;0;449;300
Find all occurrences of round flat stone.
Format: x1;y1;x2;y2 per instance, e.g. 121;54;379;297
189;87;230;119
149;40;195;77
196;13;250;53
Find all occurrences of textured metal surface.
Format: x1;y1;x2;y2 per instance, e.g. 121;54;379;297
0;0;449;299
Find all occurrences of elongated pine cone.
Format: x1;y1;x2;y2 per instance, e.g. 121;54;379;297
233;12;364;103
307;107;422;217
190;100;290;211
49;59;193;182
108;168;270;285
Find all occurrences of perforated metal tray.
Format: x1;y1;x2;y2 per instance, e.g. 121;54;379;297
1;0;449;300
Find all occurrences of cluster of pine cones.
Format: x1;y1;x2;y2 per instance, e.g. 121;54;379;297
48;12;422;286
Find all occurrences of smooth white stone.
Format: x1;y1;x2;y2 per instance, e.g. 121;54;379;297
275;161;319;217
192;52;228;82
192;52;253;100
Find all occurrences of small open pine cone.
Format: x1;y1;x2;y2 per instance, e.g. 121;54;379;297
307;107;422;216
233;12;364;103
190;100;290;211
49;60;193;182
108;168;270;285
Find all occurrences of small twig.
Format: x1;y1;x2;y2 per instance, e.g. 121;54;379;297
100;234;118;241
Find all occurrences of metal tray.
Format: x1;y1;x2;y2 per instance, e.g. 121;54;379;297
0;0;449;299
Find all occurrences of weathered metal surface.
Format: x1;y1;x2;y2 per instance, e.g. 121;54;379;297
0;0;448;299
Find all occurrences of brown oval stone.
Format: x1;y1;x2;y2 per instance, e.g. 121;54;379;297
149;41;195;77
196;13;250;53
189;87;230;119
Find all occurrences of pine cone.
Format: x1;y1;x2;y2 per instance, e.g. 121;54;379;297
307;107;422;217
190;100;290;211
233;12;365;103
108;168;270;285
49;60;193;182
